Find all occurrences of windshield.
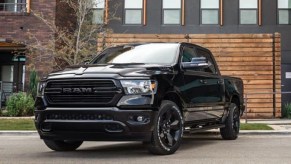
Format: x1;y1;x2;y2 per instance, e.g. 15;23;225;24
92;43;180;65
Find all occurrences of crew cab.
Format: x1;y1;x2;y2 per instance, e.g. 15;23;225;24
35;43;244;155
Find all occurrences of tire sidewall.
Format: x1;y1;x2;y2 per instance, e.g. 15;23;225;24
153;100;184;154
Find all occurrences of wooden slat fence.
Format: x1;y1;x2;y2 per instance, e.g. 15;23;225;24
97;33;281;118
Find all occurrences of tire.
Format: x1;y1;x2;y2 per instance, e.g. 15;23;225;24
220;103;240;140
147;100;184;155
43;139;83;151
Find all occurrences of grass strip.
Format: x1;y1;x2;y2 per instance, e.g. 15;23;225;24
0;119;36;130
240;123;273;130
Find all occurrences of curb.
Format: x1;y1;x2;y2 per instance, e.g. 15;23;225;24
1;130;291;136
186;130;291;136
0;131;38;136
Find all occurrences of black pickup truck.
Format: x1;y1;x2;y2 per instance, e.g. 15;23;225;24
35;42;244;155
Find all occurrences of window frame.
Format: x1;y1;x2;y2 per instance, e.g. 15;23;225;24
180;45;218;75
200;0;220;25
91;0;105;24
277;0;291;25
196;48;218;75
239;0;258;25
0;0;27;13
162;0;182;25
124;0;144;25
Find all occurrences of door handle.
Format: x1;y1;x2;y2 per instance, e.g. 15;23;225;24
218;80;224;84
199;80;207;84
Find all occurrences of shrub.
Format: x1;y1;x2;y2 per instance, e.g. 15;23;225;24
283;103;291;119
29;69;39;99
6;92;35;117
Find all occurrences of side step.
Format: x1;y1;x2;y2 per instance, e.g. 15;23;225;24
185;124;225;133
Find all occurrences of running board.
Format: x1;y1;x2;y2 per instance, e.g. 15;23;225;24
186;124;225;133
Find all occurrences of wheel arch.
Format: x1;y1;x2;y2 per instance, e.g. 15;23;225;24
230;95;243;116
162;92;184;114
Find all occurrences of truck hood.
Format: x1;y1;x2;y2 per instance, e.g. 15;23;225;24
47;64;175;79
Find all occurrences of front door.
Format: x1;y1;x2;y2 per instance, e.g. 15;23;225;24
180;45;225;122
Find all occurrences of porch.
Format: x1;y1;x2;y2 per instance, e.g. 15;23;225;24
0;40;26;108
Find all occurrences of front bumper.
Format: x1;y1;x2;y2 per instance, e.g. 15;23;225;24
35;107;157;141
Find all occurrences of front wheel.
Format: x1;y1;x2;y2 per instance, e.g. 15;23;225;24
43;140;83;151
147;100;184;155
220;103;240;140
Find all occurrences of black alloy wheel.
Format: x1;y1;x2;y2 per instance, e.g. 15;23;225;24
220;103;240;140
147;100;183;155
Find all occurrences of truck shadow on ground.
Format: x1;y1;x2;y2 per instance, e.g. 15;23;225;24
38;135;223;159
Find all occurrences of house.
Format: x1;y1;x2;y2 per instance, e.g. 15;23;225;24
0;0;290;118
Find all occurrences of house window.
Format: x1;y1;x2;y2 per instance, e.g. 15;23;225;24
278;0;291;24
92;0;105;24
239;0;257;24
124;0;143;25
163;0;181;25
200;0;219;25
0;0;26;12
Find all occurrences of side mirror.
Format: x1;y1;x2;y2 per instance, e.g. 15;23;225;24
182;57;209;69
81;60;90;65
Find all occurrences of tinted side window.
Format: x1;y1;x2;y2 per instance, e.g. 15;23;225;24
182;46;198;62
196;49;217;74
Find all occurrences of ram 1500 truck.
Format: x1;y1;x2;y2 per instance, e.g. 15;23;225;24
35;42;244;155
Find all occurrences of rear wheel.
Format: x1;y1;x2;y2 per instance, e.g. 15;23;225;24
147;100;183;155
220;103;240;140
43;140;83;151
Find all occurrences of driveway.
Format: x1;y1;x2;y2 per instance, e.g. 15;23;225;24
0;134;290;164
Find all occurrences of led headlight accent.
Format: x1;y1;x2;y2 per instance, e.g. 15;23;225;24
37;82;46;97
120;80;157;95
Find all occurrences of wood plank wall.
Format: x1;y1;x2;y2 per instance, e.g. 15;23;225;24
97;33;282;118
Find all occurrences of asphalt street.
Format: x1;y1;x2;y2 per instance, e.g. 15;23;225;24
0;134;291;164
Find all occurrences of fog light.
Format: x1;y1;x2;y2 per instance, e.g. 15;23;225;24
137;116;144;122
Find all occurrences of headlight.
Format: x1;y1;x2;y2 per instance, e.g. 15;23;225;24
37;82;46;97
120;80;157;95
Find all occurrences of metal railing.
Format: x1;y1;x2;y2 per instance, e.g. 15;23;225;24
244;91;291;123
0;3;27;13
0;81;14;109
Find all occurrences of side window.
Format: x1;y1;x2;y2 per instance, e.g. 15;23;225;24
182;46;198;62
196;49;217;74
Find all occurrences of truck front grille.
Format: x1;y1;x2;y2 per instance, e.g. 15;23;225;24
44;79;122;106
46;113;113;120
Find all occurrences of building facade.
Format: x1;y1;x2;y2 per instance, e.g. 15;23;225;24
1;0;291;117
0;0;56;105
103;0;291;117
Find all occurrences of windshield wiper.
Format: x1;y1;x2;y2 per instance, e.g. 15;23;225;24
110;63;146;65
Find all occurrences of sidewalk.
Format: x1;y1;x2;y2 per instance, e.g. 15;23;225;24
1;119;291;136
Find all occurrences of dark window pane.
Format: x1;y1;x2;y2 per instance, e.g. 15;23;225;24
239;0;257;8
278;0;291;9
163;0;181;9
279;10;291;24
164;10;180;24
201;0;219;8
182;47;198;62
202;10;219;24
240;10;257;24
125;0;143;9
92;9;104;24
125;10;142;24
92;0;105;9
196;50;216;74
